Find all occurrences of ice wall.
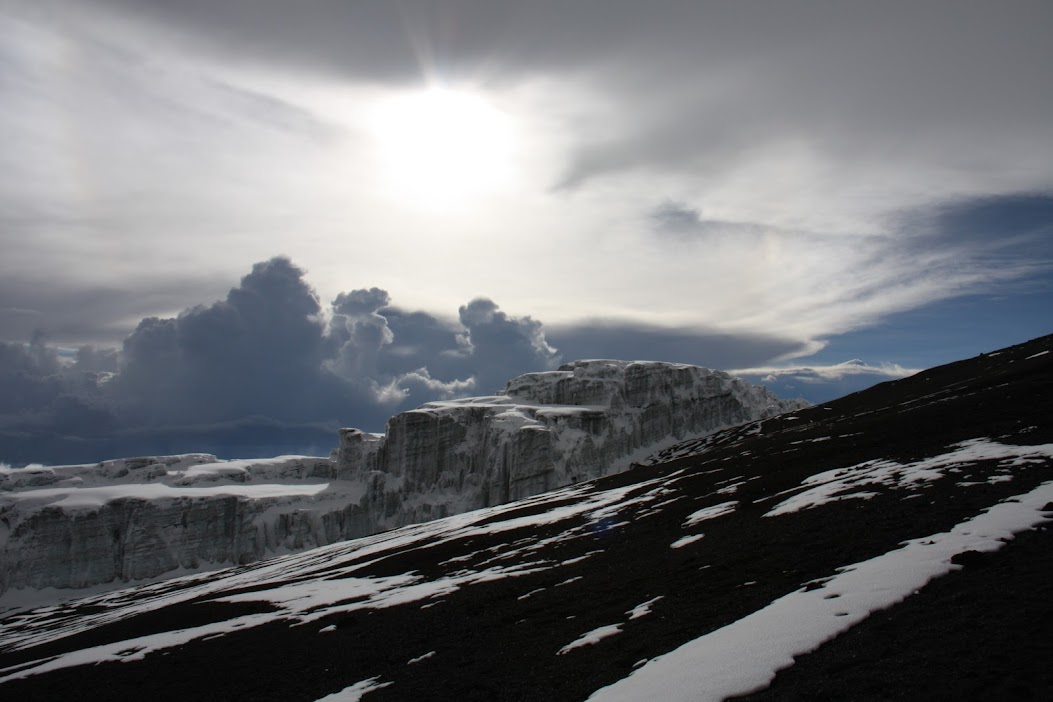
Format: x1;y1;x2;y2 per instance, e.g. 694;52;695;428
0;360;805;597
338;360;806;524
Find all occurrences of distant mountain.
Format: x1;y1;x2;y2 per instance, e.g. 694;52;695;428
0;335;1050;701
0;360;801;597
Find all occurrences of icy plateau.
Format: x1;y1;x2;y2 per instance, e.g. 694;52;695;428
0;360;806;598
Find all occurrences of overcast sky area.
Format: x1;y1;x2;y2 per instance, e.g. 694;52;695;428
2;1;1051;465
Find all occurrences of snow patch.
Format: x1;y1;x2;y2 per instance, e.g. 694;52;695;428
588;480;1053;702
315;677;393;701
0;614;275;683
627;596;664;620
684;501;738;527
670;534;705;549
407;651;435;665
558;624;623;654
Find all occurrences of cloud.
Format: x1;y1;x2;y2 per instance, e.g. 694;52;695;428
2;3;1051;362
649;201;704;234
2;4;1051;465
546;322;808;371
32;2;1052;225
733;360;919;405
0;336;65;417
371;369;476;406
456;297;561;393
0;335;117;441
0;273;228;347
733;360;919;384
328;287;394;379
110;257;342;426
325;287;480;405
0;258;574;465
70;345;120;374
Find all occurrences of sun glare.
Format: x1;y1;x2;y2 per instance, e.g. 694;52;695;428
368;88;519;211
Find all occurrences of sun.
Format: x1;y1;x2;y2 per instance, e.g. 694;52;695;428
368;87;518;211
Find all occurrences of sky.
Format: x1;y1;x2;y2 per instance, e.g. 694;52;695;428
1;1;1051;465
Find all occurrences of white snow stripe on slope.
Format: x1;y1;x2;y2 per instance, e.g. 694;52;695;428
0;614;280;683
588;480;1053;702
407;651;436;664
315;677;393;701
626;596;664;620
684;501;737;527
558;624;623;654
670;534;705;549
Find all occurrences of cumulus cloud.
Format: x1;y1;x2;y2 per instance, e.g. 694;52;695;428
110;257;337;426
0;336;65;416
0;258;571;465
0;336;116;440
322;289;557;405
70;345;120;374
328;287;395;379
371;369;477;406
456;298;561;393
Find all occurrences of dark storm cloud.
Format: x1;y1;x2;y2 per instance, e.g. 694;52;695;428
357;297;561;405
0;336;65;417
456;298;561;394
0;259;574;465
0;258;375;464
0;336;117;451
380;307;465;372
328;287;395;379
110;257;353;426
70;345;120;374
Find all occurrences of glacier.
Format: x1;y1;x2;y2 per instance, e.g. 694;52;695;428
0;360;806;598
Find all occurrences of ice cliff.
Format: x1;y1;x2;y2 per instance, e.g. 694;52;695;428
0;360;806;598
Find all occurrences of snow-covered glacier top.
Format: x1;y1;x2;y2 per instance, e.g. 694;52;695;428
502;359;740;407
338;359;805;496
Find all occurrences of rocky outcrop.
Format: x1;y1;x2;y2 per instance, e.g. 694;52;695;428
0;360;805;598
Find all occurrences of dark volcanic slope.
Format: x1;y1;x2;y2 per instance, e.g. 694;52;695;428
1;334;1051;701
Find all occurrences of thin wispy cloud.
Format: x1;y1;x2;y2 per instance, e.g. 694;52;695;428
734;360;919;385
